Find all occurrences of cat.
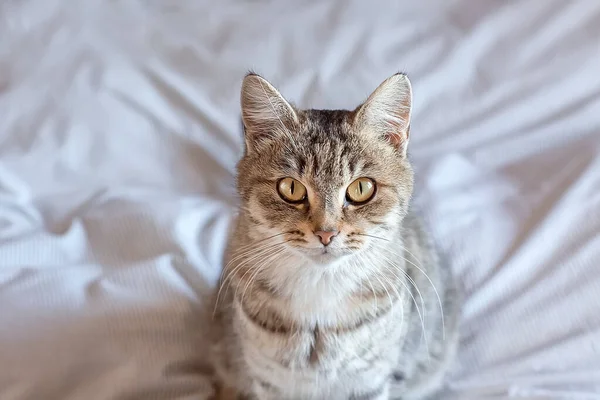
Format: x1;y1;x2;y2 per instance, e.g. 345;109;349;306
210;72;460;400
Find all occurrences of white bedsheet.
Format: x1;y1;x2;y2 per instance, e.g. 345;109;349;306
1;1;599;399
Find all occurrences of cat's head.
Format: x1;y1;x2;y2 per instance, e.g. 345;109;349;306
236;73;414;265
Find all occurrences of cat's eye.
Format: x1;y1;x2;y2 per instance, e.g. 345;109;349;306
277;177;307;203
346;178;376;204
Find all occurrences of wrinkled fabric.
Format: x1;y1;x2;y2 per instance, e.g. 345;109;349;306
0;1;599;399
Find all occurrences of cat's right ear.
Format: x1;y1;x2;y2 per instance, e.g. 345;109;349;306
240;73;298;153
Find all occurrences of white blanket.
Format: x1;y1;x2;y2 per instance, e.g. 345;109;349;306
1;1;599;399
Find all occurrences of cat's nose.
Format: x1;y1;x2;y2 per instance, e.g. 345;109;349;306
314;230;339;246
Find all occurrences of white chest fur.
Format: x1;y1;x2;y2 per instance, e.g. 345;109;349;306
234;293;409;399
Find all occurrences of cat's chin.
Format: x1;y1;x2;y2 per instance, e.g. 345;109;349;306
298;247;353;265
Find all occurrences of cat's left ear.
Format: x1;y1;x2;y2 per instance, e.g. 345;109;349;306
354;73;412;156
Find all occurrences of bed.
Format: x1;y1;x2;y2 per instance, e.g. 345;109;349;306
1;1;599;399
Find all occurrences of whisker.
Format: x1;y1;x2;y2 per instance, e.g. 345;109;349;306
231;231;291;254
361;266;378;318
362;247;431;363
356;232;446;341
382;244;446;340
215;245;275;312
234;245;288;302
372;270;394;314
354;233;390;242
219;241;281;286
239;248;286;305
214;241;290;316
377;252;426;318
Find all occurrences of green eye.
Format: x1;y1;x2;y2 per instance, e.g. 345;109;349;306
277;178;307;203
346;178;375;204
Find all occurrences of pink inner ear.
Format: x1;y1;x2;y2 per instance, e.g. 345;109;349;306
385;124;409;150
386;132;405;148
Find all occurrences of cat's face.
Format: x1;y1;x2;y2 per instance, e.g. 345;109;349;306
237;73;413;265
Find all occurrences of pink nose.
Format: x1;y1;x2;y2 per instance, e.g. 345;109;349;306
314;230;339;246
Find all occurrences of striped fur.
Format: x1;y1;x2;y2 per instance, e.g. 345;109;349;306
210;73;460;400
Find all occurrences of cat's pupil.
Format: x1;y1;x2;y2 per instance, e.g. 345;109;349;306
359;181;363;194
291;181;295;194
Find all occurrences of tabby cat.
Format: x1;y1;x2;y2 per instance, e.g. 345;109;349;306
210;73;459;400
